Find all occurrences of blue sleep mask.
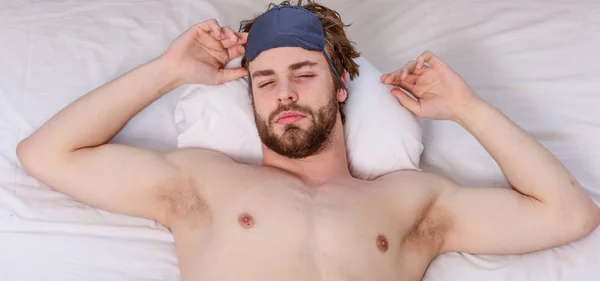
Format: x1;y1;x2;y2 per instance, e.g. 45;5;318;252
245;6;347;92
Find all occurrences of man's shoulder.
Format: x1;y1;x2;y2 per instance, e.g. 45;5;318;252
166;148;242;170
164;148;267;185
374;169;455;189
160;148;245;192
371;169;457;224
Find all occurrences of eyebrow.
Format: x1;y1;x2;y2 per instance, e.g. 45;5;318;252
251;69;275;78
289;60;318;70
251;60;318;79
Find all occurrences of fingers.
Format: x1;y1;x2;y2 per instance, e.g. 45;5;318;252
397;80;417;94
196;19;224;39
388;60;415;84
197;21;246;47
217;67;248;84
380;73;390;84
388;61;415;83
401;61;417;80
401;73;419;84
191;20;227;55
416;56;426;70
199;37;229;63
220;27;246;60
381;61;428;86
193;20;247;63
237;32;248;44
380;51;442;85
221;28;247;59
194;19;234;50
381;72;414;84
380;67;404;85
416;51;444;69
394;77;427;99
403;60;429;76
391;88;421;115
219;27;240;49
227;44;245;59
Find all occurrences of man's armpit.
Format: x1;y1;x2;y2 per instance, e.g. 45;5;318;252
155;174;210;228
402;194;453;252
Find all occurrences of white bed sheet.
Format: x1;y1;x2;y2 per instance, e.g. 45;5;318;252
1;0;599;280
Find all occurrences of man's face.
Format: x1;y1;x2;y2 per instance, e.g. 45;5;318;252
248;47;340;159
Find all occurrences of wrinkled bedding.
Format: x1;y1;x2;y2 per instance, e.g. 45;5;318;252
1;0;599;280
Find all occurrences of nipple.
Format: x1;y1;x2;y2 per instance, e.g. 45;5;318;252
376;234;389;253
238;212;255;228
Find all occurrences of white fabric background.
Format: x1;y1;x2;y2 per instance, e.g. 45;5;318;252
1;0;599;280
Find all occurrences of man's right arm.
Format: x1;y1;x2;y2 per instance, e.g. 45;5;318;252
17;57;186;225
16;20;248;226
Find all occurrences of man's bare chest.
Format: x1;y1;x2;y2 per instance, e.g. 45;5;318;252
167;172;440;281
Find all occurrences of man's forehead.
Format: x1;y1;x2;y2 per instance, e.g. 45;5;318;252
250;47;325;66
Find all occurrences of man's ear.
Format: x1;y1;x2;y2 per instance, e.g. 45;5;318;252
337;70;348;103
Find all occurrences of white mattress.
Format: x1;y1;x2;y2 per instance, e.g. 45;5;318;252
1;0;599;280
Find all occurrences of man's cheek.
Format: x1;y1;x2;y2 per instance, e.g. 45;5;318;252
253;104;269;120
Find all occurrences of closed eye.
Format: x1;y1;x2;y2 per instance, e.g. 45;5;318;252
258;81;274;88
258;74;315;88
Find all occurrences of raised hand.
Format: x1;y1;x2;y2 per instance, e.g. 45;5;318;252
381;51;480;122
161;19;249;86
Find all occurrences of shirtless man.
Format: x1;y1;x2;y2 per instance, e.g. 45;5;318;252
16;1;599;281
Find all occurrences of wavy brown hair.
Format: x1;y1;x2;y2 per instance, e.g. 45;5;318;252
239;0;360;123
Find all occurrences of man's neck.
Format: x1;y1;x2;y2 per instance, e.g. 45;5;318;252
261;122;351;186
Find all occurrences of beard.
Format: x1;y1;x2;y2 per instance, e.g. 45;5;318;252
254;90;338;159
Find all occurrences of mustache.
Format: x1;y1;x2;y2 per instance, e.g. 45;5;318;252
269;104;314;123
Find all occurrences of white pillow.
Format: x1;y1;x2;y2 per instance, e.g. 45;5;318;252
174;56;423;180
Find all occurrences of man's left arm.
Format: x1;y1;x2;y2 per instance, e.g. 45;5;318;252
438;98;599;254
382;51;600;255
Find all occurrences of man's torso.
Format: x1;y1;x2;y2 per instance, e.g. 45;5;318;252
162;149;453;281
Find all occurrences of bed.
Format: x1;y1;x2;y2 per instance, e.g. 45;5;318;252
1;0;599;280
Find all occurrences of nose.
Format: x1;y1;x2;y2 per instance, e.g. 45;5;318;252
277;80;298;105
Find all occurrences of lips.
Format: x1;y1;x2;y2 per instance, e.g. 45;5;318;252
275;111;306;124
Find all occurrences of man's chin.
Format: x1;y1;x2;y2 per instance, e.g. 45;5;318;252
270;123;303;134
